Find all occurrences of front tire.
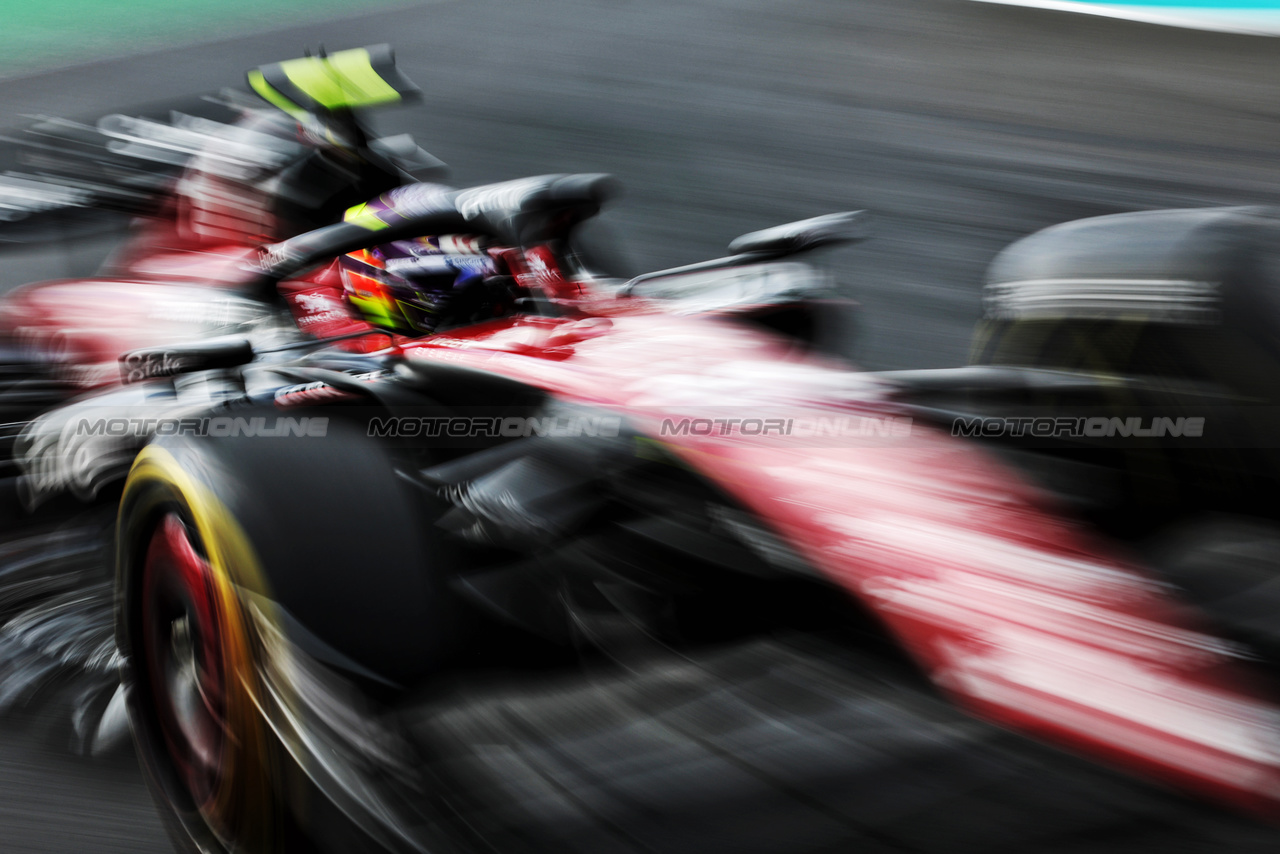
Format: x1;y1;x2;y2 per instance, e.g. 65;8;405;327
115;417;462;853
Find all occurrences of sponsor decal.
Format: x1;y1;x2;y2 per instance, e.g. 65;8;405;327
274;382;358;406
384;254;494;277
120;350;198;383
289;291;351;329
437;235;486;255
258;242;299;272
274;372;381;407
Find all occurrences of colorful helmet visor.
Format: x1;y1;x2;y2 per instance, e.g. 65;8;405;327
340;234;494;335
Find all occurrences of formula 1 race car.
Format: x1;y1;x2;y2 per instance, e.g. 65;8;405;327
89;177;1280;853
4;46;1280;854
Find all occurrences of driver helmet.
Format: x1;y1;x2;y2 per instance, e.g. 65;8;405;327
340;234;495;335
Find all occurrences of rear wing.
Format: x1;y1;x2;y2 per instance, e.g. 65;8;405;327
247;44;420;122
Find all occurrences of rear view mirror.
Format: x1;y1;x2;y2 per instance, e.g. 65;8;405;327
621;210;870;296
729;210;871;257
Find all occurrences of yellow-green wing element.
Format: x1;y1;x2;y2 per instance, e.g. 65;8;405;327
247;44;419;119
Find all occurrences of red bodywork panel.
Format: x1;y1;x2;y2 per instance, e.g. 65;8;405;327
400;312;1280;817
0;249;382;388
0;273;262;388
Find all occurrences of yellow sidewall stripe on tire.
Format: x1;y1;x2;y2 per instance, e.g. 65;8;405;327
123;444;278;848
125;445;269;600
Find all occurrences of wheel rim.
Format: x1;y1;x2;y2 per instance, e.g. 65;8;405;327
141;512;229;814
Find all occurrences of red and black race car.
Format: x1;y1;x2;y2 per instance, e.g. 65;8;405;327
2;46;1280;854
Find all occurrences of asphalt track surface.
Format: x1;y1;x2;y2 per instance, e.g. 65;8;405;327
5;0;1280;850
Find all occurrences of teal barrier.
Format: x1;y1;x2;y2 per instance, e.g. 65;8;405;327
0;0;416;77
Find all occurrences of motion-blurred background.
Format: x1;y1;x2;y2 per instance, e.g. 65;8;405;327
4;0;1280;850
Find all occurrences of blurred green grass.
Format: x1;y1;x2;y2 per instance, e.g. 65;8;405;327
0;0;416;77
